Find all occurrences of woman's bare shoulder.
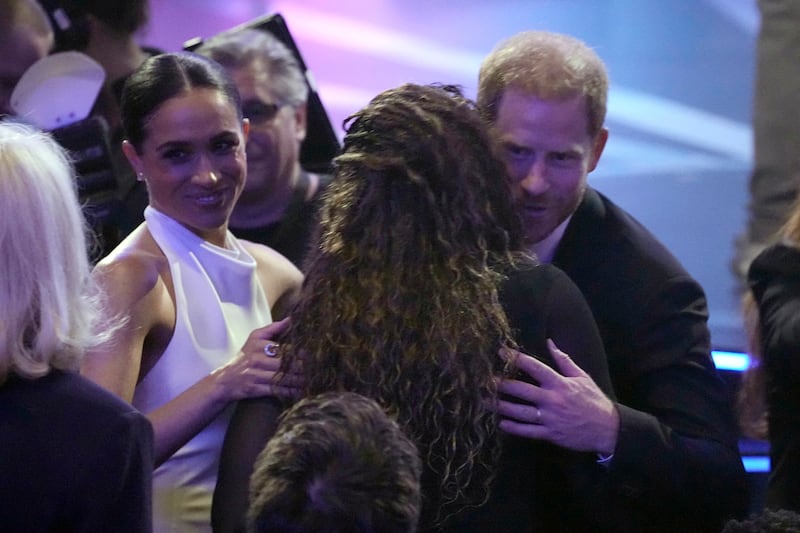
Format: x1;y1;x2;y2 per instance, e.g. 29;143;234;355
93;225;170;303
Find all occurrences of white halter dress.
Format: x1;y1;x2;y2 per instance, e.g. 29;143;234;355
133;206;272;532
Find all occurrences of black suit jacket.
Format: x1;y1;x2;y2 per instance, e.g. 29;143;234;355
551;187;747;532
0;370;154;532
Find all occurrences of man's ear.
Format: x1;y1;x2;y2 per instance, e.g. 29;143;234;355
588;127;609;172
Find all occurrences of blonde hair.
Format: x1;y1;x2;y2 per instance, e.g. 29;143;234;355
478;30;608;137
0;122;114;384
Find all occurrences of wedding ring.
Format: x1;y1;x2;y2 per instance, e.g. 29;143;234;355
264;343;279;357
535;407;542;424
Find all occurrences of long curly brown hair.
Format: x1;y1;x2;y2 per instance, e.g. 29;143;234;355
279;83;524;526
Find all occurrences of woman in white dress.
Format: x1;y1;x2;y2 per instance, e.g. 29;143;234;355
80;51;302;533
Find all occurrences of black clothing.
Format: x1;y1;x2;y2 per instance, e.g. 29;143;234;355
0;370;154;532
749;242;800;511
211;261;615;532
230;172;332;269
551;187;747;531
438;261;615;532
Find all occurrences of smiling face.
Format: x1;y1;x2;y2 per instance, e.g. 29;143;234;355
123;87;249;246
492;87;607;246
229;59;306;198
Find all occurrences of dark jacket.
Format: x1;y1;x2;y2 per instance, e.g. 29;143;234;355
748;242;800;512
551;187;747;532
213;262;615;533
230;172;332;270
0;370;154;532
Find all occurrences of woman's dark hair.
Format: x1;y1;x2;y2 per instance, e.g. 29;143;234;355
334;83;524;257
120;51;242;151
279;83;524;526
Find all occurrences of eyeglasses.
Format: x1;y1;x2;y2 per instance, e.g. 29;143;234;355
242;100;286;125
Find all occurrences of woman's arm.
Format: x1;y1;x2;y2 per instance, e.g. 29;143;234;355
144;325;291;464
82;250;297;465
211;245;303;532
212;397;285;533
81;252;165;403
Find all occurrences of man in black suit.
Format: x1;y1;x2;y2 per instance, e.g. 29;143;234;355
480;31;747;531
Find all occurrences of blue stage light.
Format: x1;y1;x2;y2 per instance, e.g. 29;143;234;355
712;351;750;372
742;456;770;473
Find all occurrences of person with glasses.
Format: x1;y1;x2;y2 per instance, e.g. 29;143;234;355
197;29;331;269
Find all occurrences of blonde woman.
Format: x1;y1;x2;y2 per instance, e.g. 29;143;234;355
0;121;153;531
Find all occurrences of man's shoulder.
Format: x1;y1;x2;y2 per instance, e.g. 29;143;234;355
557;188;706;319
503;259;573;291
574;188;659;245
565;188;688;274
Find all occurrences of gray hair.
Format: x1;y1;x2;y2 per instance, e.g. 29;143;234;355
0;122;118;384
197;28;308;108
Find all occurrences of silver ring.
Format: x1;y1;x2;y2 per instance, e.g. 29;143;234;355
535;407;542;424
264;343;279;357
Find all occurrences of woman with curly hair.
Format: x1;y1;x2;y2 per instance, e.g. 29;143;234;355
213;83;615;532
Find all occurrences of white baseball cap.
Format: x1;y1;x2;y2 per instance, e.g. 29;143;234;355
10;51;105;130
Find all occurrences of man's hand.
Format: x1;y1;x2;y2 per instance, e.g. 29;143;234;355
493;339;619;454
